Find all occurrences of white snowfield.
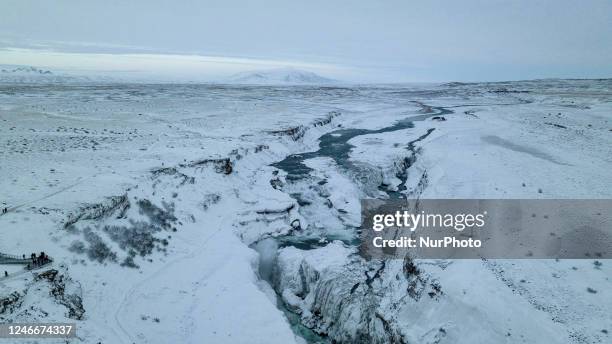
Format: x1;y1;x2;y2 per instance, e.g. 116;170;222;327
0;77;610;344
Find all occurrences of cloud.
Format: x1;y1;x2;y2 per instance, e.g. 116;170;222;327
1;1;611;82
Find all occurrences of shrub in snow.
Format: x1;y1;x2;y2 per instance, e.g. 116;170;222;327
82;227;117;263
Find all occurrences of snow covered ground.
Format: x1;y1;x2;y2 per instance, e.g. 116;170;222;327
0;77;610;343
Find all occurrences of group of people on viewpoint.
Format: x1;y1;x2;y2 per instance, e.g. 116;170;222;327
27;252;51;269
2;252;52;277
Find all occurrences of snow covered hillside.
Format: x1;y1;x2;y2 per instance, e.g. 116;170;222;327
226;68;336;85
0;78;610;343
0;65;113;84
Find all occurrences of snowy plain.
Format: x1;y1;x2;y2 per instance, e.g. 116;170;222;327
0;73;611;344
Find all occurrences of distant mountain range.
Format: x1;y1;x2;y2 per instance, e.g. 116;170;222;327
1;66;53;75
0;65;337;85
226;68;337;85
0;65;114;84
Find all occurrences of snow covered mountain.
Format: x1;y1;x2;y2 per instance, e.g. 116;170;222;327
0;65;112;84
1;66;53;75
226;68;336;85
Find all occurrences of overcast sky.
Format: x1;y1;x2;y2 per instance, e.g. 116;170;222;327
0;0;611;82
